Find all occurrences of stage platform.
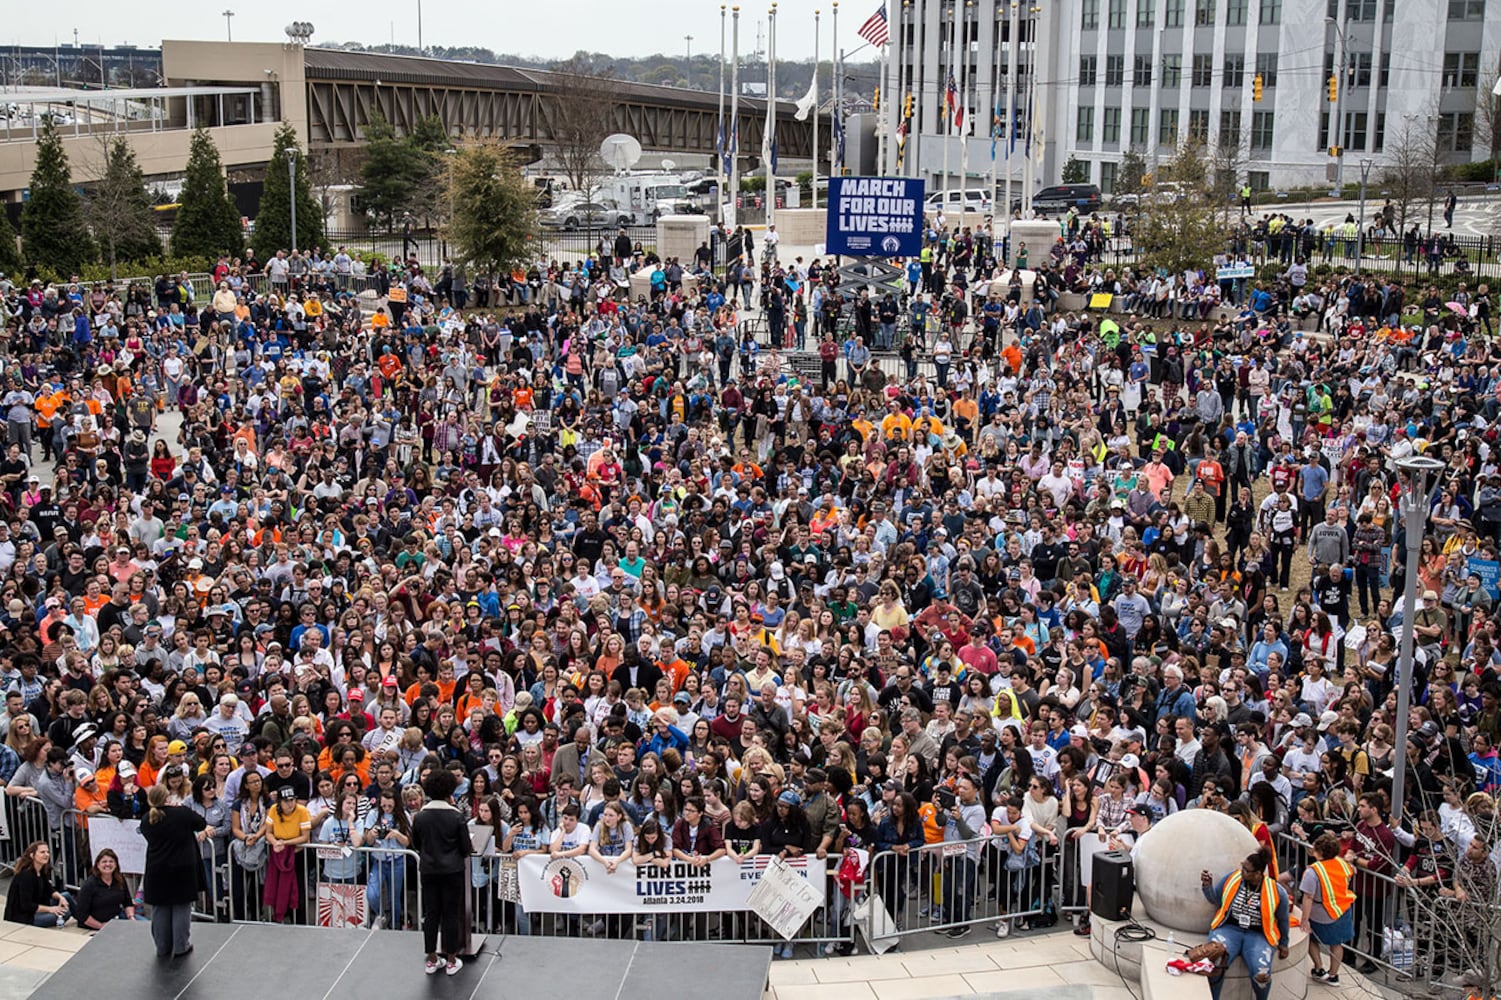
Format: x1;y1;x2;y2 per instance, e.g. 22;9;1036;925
30;922;773;1000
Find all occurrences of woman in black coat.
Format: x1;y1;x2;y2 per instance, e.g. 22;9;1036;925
2;840;72;927
409;769;472;976
139;783;209;958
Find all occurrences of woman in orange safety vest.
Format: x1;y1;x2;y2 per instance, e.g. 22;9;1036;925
1298;832;1356;987
1201;847;1290;1000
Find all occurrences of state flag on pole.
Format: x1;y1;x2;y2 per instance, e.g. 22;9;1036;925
795;78;818;121
857;6;890;46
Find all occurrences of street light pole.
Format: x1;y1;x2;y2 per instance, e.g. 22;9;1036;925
1355;157;1371;275
685;35;694;86
1390;454;1446;827
223;10;235;42
288;147;299;252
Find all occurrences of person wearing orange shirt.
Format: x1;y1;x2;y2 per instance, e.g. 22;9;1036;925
880;402;913;442
73;766;109;830
1197;447;1228;523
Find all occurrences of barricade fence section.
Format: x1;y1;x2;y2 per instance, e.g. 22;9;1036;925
859;833;1060;945
0;792;55;875
1275;832;1432;984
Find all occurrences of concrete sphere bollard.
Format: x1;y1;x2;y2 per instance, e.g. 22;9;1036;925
1133;810;1261;933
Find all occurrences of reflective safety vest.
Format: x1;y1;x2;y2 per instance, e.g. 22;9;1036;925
1310;858;1356;920
1210;871;1281;946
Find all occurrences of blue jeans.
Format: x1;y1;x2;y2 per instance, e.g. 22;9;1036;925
367;857;405;928
31;891;76;926
1208;924;1275;1000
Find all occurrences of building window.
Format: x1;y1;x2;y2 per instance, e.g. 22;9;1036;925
1344;111;1368;150
1192;54;1214;87
1318;110;1329;150
1131;107;1150;145
1165;0;1185;26
1226;0;1248;24
1258;0;1281;23
1137;0;1156;27
1078;106;1096;142
1247;169;1269;190
1106;54;1125;86
1220;109;1242;145
1100;161;1118;194
1348;52;1372;87
1448;0;1484;16
1379;51;1389;88
1159;108;1180;146
1188;109;1210;140
1109;0;1127;28
1103;106;1122;143
1250;110;1274;151
1082;0;1101;29
1438;112;1475;152
1373;112;1385;151
1223;55;1245;89
1254;52;1278;87
1443;52;1481;88
1080;55;1098;86
1348;0;1377;19
1162;54;1183;87
1134;55;1154;86
1195;0;1216;25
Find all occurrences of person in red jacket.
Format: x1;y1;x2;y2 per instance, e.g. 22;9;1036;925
1345;790;1396;974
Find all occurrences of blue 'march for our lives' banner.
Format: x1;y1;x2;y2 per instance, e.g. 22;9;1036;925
825;176;926;257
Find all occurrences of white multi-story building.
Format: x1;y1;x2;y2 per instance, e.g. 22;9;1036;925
884;0;1498;194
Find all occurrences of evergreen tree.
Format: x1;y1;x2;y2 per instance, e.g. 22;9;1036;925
89;137;162;276
253;122;324;259
446;142;538;276
357;112;446;231
0;210;21;277
20;119;95;275
172;128;243;259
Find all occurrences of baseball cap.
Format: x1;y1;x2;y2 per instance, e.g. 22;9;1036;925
1317;710;1339;732
777;790;801;806
167;740;188;755
1120;753;1140;769
348;688;365;701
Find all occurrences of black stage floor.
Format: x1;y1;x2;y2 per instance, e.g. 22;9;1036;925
32;922;773;1000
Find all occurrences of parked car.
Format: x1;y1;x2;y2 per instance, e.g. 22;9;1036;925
539;200;632;231
1022;183;1103;215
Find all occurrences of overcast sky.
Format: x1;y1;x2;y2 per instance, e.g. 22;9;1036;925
18;0;886;62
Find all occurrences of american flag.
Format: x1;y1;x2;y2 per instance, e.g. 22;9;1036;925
857;5;890;46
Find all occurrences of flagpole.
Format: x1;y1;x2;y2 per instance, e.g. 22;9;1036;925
718;5;727;226
766;3;777;235
730;6;741;230
988;3;1001;208
1022;1;1038;219
1003;0;1018;242
831;1;839;182
880;0;895;175
908;0;921;178
958;0;971;192
943;0;954;206
812;9;820;209
895;0;908;175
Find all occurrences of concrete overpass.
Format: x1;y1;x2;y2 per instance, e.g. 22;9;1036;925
0;39;816;204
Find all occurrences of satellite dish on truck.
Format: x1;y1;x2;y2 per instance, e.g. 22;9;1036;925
600;134;643;174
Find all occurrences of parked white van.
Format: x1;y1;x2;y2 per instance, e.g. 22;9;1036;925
924;188;993;214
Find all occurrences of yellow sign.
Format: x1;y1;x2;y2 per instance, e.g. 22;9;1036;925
1089;293;1114;309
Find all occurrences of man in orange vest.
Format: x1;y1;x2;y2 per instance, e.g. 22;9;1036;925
1201;847;1290;1000
1298;832;1356;986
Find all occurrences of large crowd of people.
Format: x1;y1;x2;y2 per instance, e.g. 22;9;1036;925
0;206;1497;981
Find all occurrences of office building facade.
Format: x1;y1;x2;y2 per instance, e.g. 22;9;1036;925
887;0;1498;194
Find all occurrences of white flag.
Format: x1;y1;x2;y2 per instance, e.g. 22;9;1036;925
1492;74;1501;97
795;78;818;121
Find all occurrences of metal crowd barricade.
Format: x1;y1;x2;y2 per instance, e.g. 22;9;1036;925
859;834;1060;944
465;854;854;954
0;793;55;875
220;841;422;930
1275;831;1426;984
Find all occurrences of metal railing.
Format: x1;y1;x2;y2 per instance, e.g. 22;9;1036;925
0;792;54;875
1275;831;1429;984
859;833;1060;944
218;839;423;930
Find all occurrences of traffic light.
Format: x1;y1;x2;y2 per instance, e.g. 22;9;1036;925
903;93;914;119
1252;74;1263;102
874;86;880;111
1327;75;1337;102
1328;145;1341;157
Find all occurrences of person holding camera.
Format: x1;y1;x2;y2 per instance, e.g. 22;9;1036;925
937;774;986;939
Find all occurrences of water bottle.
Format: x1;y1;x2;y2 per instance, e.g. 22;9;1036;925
1403;933;1416;972
1382;927;1394;960
1167;932;1176;948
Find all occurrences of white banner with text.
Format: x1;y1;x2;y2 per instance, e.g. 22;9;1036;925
516;854;827;914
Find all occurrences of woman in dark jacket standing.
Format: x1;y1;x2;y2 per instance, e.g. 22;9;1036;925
139;782;209;958
409;769;472;976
